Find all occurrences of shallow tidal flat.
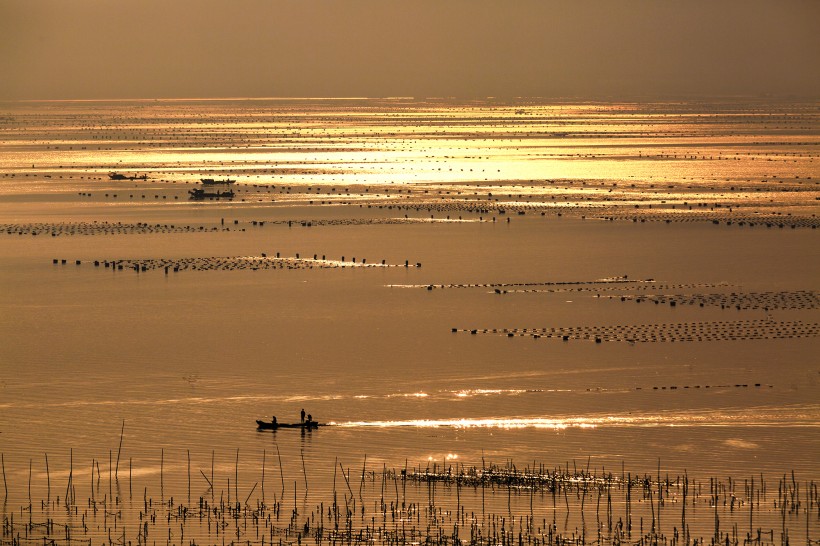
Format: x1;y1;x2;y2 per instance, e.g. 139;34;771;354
0;99;818;544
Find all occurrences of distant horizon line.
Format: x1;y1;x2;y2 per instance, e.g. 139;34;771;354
2;93;817;104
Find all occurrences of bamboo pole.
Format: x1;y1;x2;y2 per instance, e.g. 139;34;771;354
199;470;212;488
244;482;258;506
235;448;239;502
261;449;266;504
359;454;367;502
750;475;754;536
45;452;50;502
656;458;662;533
115;420;124;479
339;462;354;498
682;470;688;541
1;452;6;501
65;448;73;507
300;449;308;492
275;444;284;496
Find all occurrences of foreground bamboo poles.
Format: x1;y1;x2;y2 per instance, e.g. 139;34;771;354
1;449;817;546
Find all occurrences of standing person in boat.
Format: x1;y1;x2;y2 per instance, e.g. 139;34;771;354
300;408;305;423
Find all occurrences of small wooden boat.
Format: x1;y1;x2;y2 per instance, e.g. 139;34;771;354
256;420;326;430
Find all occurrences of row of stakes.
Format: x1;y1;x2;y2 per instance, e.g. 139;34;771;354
2;197;818;239
1;216;470;237
52;255;422;271
3;179;819;231
452;319;820;344
613;291;820;311
376;201;820;229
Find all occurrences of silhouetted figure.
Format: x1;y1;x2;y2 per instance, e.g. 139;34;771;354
307;414;312;425
272;416;277;427
300;408;305;423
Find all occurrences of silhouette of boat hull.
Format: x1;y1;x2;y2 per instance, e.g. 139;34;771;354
109;172;148;180
201;178;235;185
256;420;325;430
189;188;234;200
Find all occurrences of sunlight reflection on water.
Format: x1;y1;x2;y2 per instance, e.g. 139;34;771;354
0;99;817;509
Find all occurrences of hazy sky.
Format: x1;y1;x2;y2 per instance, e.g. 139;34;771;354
2;0;818;100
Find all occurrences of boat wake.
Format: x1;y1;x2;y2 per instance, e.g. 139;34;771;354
331;406;820;429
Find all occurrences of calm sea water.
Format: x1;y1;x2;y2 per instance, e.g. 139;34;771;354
0;99;817;542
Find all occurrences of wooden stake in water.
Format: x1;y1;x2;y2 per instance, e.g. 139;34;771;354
333;456;338;506
261;449;266;504
750;475;754;536
115;420;124;479
276;444;284;496
1;452;7;501
199;470;212;488
359;454;367;502
65;448;73;507
301;449;308;492
244;482;258;506
45;452;50;501
403;459;407;508
339;462;353;497
657;458;662;532
682;470;688;536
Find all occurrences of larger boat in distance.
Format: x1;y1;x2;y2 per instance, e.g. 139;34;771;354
109;172;148;180
189;178;235;200
189;187;235;200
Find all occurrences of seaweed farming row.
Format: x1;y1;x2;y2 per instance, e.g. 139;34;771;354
452;320;820;344
50;255;421;273
2;451;818;546
0;217;469;238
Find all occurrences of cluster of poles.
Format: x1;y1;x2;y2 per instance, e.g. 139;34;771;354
2;444;818;546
